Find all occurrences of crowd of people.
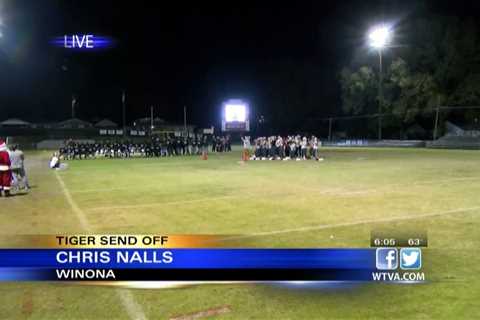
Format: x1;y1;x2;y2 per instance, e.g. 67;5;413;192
56;134;323;162
58;135;232;160
243;135;323;161
0;133;323;196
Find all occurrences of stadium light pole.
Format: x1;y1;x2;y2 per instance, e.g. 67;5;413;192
0;17;4;39
368;25;392;140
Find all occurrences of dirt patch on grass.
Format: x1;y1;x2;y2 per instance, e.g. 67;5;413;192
169;305;231;320
21;290;33;317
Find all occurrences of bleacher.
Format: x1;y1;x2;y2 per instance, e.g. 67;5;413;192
324;139;425;148
427;122;480;149
427;136;480;149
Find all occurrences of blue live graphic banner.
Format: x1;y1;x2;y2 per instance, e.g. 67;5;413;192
0;249;378;281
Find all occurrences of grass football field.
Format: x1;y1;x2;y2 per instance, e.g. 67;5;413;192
2;147;480;319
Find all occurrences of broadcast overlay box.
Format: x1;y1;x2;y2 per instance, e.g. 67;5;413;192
0;235;426;285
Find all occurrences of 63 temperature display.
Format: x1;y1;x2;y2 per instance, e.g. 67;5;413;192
370;230;428;247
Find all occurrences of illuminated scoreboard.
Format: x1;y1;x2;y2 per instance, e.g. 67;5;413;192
221;99;250;132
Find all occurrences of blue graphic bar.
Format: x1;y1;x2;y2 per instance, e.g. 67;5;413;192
0;249;382;282
50;35;116;50
0;249;375;269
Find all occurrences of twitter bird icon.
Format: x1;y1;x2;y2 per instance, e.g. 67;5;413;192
400;248;422;270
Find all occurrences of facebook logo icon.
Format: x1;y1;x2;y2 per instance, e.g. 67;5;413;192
376;248;398;270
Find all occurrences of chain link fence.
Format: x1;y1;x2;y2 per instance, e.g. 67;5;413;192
304;106;480;144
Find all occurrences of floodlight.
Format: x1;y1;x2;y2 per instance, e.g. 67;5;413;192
368;25;391;49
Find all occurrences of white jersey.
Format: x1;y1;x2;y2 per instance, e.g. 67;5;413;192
50;156;59;169
289;140;296;148
275;137;283;147
301;139;307;149
242;137;251;149
9;150;24;170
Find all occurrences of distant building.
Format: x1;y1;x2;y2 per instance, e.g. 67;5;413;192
133;117;166;130
57;118;93;129
132;117;195;135
153;123;196;133
0;118;31;128
94;118;118;128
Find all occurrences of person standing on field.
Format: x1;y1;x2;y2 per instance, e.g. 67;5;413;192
301;136;308;160
0;139;13;197
275;136;284;159
241;136;251;161
311;136;319;160
9;145;30;190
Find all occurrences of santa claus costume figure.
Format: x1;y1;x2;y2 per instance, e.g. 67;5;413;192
0;139;12;197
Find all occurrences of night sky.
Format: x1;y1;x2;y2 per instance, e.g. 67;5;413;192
0;0;479;128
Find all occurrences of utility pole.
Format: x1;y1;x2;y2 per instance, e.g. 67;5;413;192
184;105;187;136
328;117;333;142
378;49;383;140
122;91;126;137
150;105;154;130
71;95;76;118
433;96;441;140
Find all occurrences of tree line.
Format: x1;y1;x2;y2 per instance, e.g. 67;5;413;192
340;14;480;138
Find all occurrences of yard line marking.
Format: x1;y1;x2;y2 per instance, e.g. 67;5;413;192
65;160;213;172
85;187;376;212
87;195;239;211
59;175;480;196
84;181;474;212
116;289;148;320
54;171;91;231
45;175;480;213
54;171;147;320
401;176;480;187
291;185;377;196
223;206;480;240
294;176;480;193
